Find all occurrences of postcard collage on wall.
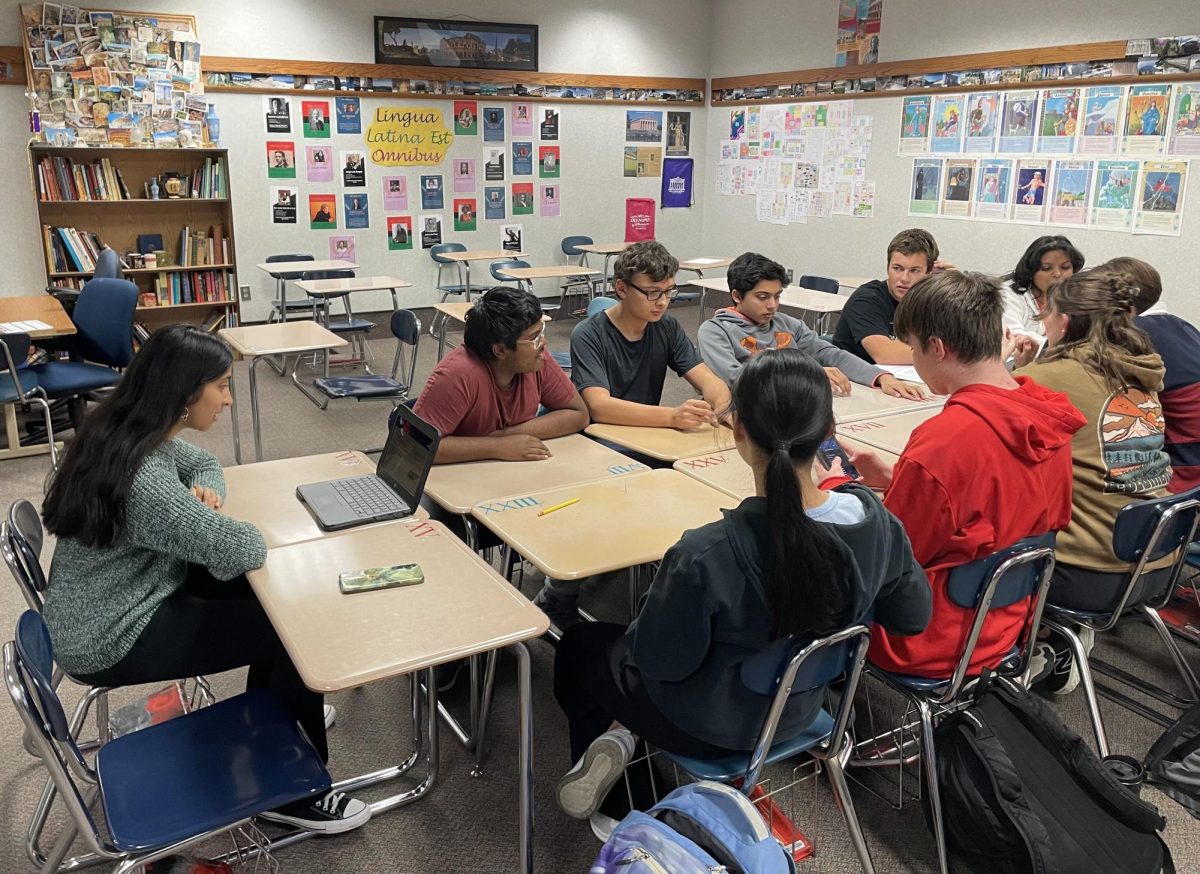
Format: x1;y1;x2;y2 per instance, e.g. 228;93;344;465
623;109;695;208
899;83;1198;236
264;99;564;256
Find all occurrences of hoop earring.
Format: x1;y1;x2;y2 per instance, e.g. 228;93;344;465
180;409;189;421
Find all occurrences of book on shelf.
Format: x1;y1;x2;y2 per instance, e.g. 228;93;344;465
189;156;229;199
152;269;233;306
177;224;228;267
42;224;104;273
35;155;130;202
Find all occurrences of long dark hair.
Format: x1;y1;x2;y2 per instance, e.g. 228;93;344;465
43;325;233;548
1007;235;1085;295
731;349;848;639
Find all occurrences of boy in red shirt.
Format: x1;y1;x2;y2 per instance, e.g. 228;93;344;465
852;271;1084;677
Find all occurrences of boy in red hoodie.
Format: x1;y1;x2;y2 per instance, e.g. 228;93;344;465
852;271;1085;677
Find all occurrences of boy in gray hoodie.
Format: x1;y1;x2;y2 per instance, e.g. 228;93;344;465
698;252;926;399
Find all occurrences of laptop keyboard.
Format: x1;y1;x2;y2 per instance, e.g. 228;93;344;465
332;476;409;517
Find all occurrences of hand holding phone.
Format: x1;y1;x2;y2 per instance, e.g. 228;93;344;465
816;437;860;482
339;563;425;594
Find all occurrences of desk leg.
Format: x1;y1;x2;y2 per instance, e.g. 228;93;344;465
0;403;59;461
692;269;706;329
512;642;534;874
228;370;243;465
248;357;264;463
464;262;472;301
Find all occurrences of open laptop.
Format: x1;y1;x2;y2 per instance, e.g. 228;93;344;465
296;405;440;531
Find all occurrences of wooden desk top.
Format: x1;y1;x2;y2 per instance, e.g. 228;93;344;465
575;243;630;255
440;250;525;262
433;301;550;325
833;386;943;424
222;451;427;548
678;257;732;271
835;407;942;456
247;519;548;691
585;422;736;462
0;296;76;339
220;321;347;357
837;276;874;290
471;468;738;579
255;259;358;275
497;265;602;280
293;275;412;296
425;434;647;515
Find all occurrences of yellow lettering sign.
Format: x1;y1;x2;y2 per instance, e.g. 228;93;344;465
366;106;454;166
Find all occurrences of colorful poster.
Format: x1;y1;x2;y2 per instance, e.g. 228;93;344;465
419;214;443;248
539;145;560;178
1135;160;1187;236
309;193;336;229
899;95;930;155
501;223;523;253
382;175;407;211
973;158;1013;221
1048;160;1093;226
963;92;1000;153
908;158;942;215
420;174;444;209
1080;86;1122;155
453;198;477;231
306;145;332;182
335;96;361;134
264;95;290;133
1037;88;1080;154
930;94;963;153
270;186;296;224
343;193;369;229
999;90;1039;153
301;100;330;138
941;158;976;218
539;106;559;140
484;186;505;220
661;157;694;208
1089;159;1138;230
365;106;455;167
1011;158;1050;223
341;150;366;187
730;109;746;141
1169;83;1200;157
453;158;476;192
266;141;295;178
539;185;559;217
453;100;478;136
511;103;533;137
482;106;504;142
1123;84;1171;156
836;0;881;67
512;141;533;175
483;147;505;181
626;110;663;142
512;182;534;215
329;235;356;262
666;111;691;156
387;215;413;251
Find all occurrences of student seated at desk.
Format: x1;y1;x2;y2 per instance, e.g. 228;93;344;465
697;251;926;399
552;349;930;838
413;286;589;463
832;228;951;366
40;325;370;835
1000;235;1085;350
569;240;730;431
850;272;1083;679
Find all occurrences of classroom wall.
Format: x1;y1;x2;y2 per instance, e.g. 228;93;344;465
702;0;1200;326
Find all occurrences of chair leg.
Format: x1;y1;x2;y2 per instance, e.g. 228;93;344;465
916;699;948;874
826;739;876;874
1142;605;1200;702
1047;620;1110;757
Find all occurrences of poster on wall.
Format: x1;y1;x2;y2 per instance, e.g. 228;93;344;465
963;92;1000;153
453;100;478;136
484;147;505;181
301;100;330;137
835;0;880;66
342;150;366;187
1122;84;1171;156
539;145;560;178
382;175;408;210
730;109;746;141
1048;160;1093;226
908;157;942;215
1080;86;1122;155
898;95;930;155
626;110;662;143
624;197;655;242
343;193;369;229
512;142;533;175
501;223;523;253
930;94;963;153
973;158;1012;221
266;141;295;178
329;235;356;262
387;215;413;250
941;158;976;218
365;106;455;167
420;174;444;209
540;107;559;140
1089;159;1138;230
453;158;476;192
271;186;297;223
309;194;336;229
419;214;443;248
484;186;505;219
666;111;691;156
661;157;693;208
306;145;332;182
511;103;533;137
511;183;534;215
1011;158;1050;223
483;107;505;142
1135;159;1187;236
636;146;662;177
264;95;291;133
1037;88;1080;154
998;90;1039;153
1168;83;1200;157
539;185;560;217
454;198;477;231
335;96;362;134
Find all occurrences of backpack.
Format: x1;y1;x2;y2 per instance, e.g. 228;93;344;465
1144;703;1200;820
590;781;796;874
934;676;1174;874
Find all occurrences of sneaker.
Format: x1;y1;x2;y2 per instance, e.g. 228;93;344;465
534;586;581;635
259;789;372;834
589;812;619;842
324;704;336;730
557;727;636;819
1040;626;1096;696
1028;642;1056;687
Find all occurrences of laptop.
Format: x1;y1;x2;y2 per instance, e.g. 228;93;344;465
296;405;440;531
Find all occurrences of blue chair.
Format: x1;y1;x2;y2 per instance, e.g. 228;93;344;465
5;610;332;874
312;309;422;410
492;259;563;318
45;246;123;316
1043;486;1200;759
551;297;617;372
265;253;319;324
560;235;604;312
798;275;839;295
428;243;469;346
864;533;1057;874
300;268;375;363
664;625;876;874
1;334;57;467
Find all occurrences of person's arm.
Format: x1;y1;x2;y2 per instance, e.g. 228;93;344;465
696;320;742;386
171;439;227;503
870;506;933;635
842;291;913;365
434;434;551;463
846;446;896;490
491;391;589;440
580;386;712;428
875;373;929;400
682;362;732;421
862;335;914;365
881;456;959;571
627;542;715;682
791;315;887;388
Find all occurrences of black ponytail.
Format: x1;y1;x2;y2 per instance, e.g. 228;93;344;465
730;348;850;638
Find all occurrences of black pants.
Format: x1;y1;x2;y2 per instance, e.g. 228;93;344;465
75;565;327;762
1050;563;1173;614
554;622;737;817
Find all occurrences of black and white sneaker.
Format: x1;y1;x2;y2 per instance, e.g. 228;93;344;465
260;789;371;834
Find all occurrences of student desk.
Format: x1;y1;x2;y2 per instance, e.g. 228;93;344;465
292;273;412;319
833;386;944;424
221;451;427;548
835;407;943;456
690;277;848;333
219;322;347;464
432;302;551;360
439;249;526;298
585;422;736;462
0;295;74;462
255;258;358;323
676;257;733;327
247;519;547;873
574;242;629;293
836;276;873;292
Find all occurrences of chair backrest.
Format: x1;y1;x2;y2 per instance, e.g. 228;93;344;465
70;278;138;368
299;269;355;282
797;275;839;294
561;235;593;256
93;247;122;281
490;259;531;282
430;242;466;264
1106;486;1200;618
586;296;618;318
0;333;32;400
2;522;44;611
389;309;423;386
265;253;314;280
9;499;44;561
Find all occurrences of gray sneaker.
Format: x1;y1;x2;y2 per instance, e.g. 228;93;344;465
557;728;637;819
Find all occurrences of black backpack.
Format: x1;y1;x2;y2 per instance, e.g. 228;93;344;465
1145;703;1200;820
934;676;1174;874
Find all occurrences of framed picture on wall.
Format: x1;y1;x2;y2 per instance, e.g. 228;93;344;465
374;17;539;71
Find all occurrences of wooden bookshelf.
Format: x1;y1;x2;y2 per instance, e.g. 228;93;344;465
30;144;240;329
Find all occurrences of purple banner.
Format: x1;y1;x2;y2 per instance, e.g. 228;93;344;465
661;157;694;208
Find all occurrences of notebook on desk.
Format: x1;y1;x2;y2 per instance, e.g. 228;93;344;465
296;405;440;531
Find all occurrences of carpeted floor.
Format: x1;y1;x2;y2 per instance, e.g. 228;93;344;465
1;299;1197;873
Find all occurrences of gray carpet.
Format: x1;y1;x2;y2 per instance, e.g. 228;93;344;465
1;299;1197;873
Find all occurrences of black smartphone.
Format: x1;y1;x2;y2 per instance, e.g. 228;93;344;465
817;437;860;481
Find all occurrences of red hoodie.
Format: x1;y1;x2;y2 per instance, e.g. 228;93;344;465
868;376;1086;678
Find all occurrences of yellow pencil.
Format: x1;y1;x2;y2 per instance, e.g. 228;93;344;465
538;497;580;517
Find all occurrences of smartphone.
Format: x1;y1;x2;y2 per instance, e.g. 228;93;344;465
338;563;424;594
817;437;860;481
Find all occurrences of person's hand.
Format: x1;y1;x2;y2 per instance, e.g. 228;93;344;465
847;447;894;490
496;434;552;462
1010;335;1038;370
191;486;222;509
932;259;958;273
877;374;927;400
824;367;852;397
1000;327;1018;362
670;399;718;431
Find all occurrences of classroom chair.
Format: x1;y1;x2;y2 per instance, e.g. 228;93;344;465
489;258;531;287
44;246;123;323
264;253;319;324
560;235;604;313
797;275;839;295
860;533;1057;874
1042;486;1200;759
312;309;422;410
428;243;470;344
662;625;876;873
5;610;331;874
550;297;618;372
300;268;375;363
1;333;57;468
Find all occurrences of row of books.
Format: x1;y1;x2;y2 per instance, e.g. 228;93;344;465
36;156;131;202
178;225;230;268
148;270;234;307
42;224;105;273
190;157;230;200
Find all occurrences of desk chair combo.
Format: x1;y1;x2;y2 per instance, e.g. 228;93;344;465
308;309;423;410
796;275;840;334
1;333;58;467
264;253;320;324
428;243;470;345
560;236;605;314
299;268;375;363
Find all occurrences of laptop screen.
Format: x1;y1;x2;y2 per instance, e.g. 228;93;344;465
376;406;439;506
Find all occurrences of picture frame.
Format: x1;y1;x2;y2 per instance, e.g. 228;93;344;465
374;17;539;71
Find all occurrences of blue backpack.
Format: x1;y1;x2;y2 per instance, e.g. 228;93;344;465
590;781;797;874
